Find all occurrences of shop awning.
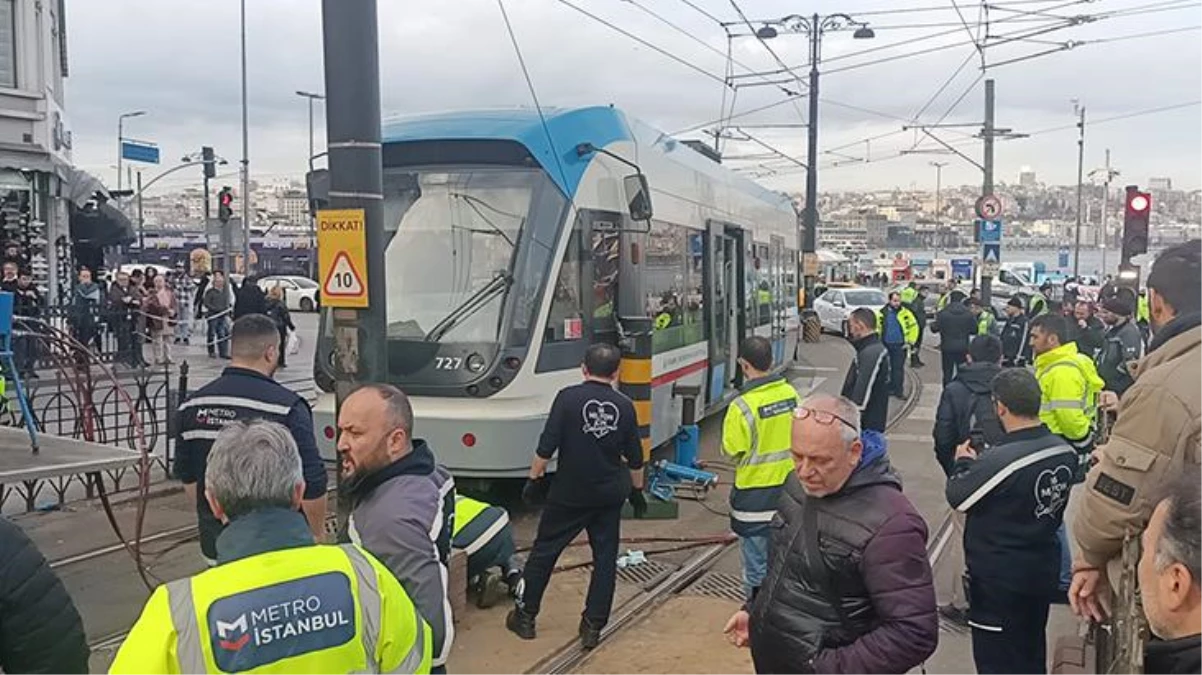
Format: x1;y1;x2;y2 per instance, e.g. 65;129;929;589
69;201;135;247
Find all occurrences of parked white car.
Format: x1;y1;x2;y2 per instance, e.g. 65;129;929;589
814;286;887;336
258;275;320;312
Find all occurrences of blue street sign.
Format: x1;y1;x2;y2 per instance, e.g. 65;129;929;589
120;140;160;164
1058;247;1070;268
978;219;1002;243
982;243;1001;264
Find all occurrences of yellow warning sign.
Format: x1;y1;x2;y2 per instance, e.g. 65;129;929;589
317;208;369;308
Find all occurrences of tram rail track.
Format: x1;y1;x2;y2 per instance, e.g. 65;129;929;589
536;360;926;673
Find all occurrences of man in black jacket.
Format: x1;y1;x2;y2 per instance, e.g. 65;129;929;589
1070;300;1105;360
946;368;1077;675
933;290;977;385
933;335;1005;476
840;307;890;432
0;517;89;673
1094;291;1144;397
908;286;929;367
176;315;328;564
507;343;646;649
1000;297;1032;366
724;394;938;673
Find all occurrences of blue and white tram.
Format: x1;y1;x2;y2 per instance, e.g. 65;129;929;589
312;106;800;477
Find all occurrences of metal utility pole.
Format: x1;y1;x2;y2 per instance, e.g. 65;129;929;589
136;171;144;252
980;79;995;306
240;0;252;275
322;0;386;525
297;90;325;278
1073;103;1086;278
1091;149;1119;277
931;161;947;260
116;111;146;193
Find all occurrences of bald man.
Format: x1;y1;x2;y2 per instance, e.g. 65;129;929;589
337;384;456;673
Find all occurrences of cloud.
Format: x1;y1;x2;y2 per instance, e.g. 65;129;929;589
64;0;1201;194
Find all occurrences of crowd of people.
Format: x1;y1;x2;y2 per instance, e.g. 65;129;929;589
0;242;1196;674
0;261;300;375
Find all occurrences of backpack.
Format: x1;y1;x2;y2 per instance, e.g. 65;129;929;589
967;389;1006;451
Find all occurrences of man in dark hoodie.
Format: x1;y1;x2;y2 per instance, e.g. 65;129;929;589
946;368;1078;674
724;394;938;673
932;290;977;385
338;384;455;673
933;335;1006;476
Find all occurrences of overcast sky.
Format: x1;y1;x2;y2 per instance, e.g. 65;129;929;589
66;0;1202;196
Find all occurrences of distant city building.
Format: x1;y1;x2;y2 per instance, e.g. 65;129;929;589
1149;177;1172;192
1019;167;1037;188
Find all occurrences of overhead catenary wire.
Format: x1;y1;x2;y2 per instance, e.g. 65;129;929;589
496;0;573;194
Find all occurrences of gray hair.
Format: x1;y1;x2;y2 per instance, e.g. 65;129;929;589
205;420;303;519
1154;466;1201;584
799;392;861;446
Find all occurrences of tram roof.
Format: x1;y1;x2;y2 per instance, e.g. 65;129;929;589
381;106;793;213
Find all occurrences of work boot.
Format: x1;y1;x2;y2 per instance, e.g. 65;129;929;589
476;570;508;609
506;607;536;640
505;569;523;599
579;617;603;650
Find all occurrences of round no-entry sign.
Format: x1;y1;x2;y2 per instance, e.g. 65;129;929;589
975;194;1002;219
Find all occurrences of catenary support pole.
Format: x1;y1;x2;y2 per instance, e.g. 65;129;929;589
322;0;387;528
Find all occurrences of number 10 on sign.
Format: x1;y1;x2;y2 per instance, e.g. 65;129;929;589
317;208;369;308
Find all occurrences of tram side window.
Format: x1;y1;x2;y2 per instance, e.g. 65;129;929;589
784;248;798;309
646;222;703;352
544;229;584;343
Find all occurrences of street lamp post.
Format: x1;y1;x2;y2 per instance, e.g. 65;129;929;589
116;110;146;192
296;90;325;278
756;14;874;307
931;161;947;260
240;0;252;275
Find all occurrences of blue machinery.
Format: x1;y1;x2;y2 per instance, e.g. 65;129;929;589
0;292;38;452
648;384;718;502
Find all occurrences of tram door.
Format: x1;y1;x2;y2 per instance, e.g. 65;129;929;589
704;222;746;404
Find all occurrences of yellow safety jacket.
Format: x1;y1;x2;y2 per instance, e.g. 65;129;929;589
721;375;801;535
453;495;508;556
1028;292;1049;317
899;286;918;305
874;306;920;346
977;311;996;335
1034;342;1105;447
110;544;432;675
937;292;952;311
1137;294;1150;323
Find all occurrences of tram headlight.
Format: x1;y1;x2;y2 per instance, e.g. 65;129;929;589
466;352;487;373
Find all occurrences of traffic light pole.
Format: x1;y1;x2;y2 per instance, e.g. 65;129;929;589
322;0;387;530
1073;105;1085;279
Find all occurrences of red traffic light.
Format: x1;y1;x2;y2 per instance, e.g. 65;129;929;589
219;191;233;206
1127;191;1150;213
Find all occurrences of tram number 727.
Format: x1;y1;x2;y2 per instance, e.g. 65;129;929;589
434;357;463;370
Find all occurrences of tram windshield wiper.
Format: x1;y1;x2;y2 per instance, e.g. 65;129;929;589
423;270;513;343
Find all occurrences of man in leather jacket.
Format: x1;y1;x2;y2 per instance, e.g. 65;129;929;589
724;394;938;673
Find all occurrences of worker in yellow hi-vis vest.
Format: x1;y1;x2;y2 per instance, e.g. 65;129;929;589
111;420;431;675
721;335;800;599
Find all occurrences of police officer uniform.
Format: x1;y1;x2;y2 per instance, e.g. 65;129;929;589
1000;298;1031;366
721;374;800;595
1034;342;1105;466
176;367;328;562
111;508;431;674
1096;295;1145;397
875;304;918;398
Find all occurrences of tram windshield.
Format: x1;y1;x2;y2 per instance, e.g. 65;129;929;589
382;167;565;344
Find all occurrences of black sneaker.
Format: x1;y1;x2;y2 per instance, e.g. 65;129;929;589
579;617;603;650
506;607;536;640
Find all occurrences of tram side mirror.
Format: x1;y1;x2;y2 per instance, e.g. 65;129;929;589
624;173;653;223
306;169;329;216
